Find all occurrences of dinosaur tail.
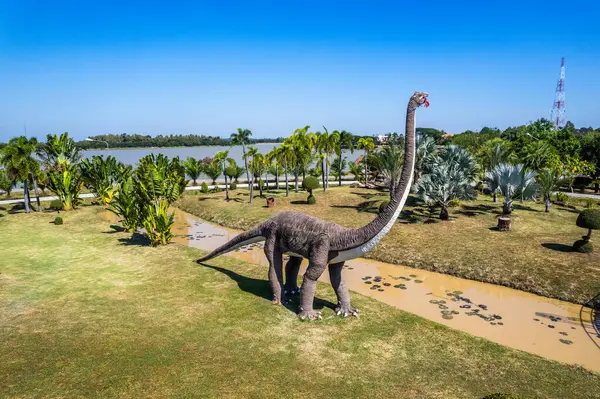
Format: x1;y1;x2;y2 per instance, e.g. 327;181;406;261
195;225;265;263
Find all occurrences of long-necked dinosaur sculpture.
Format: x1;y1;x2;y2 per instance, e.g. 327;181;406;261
197;91;429;319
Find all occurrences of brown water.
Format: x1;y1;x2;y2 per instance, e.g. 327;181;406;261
118;209;600;372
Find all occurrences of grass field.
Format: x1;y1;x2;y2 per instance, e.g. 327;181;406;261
1;205;600;398
177;186;600;304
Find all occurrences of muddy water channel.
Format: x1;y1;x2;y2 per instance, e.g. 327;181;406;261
167;209;600;372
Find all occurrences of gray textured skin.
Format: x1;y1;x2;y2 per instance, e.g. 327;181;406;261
197;91;429;319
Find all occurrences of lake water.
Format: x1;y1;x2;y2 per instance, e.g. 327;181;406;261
83;144;361;167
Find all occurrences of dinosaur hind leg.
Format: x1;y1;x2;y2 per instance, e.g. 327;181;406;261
329;262;358;317
284;256;302;295
298;239;329;320
264;235;285;305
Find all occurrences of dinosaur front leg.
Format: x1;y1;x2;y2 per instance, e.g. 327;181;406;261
264;237;285;305
298;240;329;320
328;262;358;317
284;256;302;295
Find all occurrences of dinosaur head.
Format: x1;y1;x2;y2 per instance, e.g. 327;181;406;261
411;91;430;108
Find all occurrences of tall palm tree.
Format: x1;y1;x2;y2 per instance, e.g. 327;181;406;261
213;151;234;200
371;140;404;197
322;128;339;189
231;128;253;200
536;167;567;212
278;143;295;197
265;147;280;190
243;146;259;203
0;136;41;212
288;126;312;192
336;130;354;186
357;137;375;184
250;153;267;197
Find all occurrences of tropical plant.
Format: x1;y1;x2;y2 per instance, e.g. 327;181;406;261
39;133;83;211
231;128;253;200
414;147;478;220
0;136;42;212
183;157;202;185
0;169;14;197
477;138;514;172
287;126;313;192
80;155;130;206
349;162;364;182
200;181;209;193
213;150;234;200
243;146;259;202
489;163;538;215
372;140;404;197
226;163;244;184
108;177;139;232
522;140;557;172
574;209;600;253
202;163;221;185
336;130;354;186
278;142;295;196
265;147;281;190
414;133;437;183
330;156;347;182
536;167;567;212
357;137;375;184
250;152;267;197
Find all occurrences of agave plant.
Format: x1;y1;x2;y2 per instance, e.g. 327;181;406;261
488;163;538;214
414;146;478;220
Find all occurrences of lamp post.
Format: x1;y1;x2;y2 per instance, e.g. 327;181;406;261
85;138;109;150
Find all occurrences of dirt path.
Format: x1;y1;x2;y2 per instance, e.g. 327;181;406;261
166;209;600;372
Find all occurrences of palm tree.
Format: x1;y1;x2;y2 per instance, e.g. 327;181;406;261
0;168;14;197
213;151;234;200
348;163;363;182
288;126;312;192
415;146;478;219
278;143;295;197
183;157;202;185
536;168;567;212
414;133;437;183
231;128;253;200
243;146;259;202
323;129;339;189
265;147;280;190
357;137;375;184
0;136;41;212
371;140;404;197
336;130;354;186
489;163;538;215
250;153;267;197
522;141;556;172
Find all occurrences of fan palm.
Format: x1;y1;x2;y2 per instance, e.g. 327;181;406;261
536;167;567;212
414;133;437;183
489;163;538;215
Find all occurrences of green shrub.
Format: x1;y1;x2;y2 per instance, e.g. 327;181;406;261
481;394;523;399
576;209;600;231
200;182;209;193
225;166;237;179
307;195;316;205
379;200;390;214
554;192;569;203
49;199;63;210
573;239;593;253
229;182;237;190
302;176;320;194
583;197;598;208
448;199;461;208
54;216;63;225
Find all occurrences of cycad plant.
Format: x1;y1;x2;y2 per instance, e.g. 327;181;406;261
489;163;538;215
414;146;478;220
183;157;202;185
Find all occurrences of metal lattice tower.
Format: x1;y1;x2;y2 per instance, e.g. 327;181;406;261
551;57;566;129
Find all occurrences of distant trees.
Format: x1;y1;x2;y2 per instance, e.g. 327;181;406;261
0;136;41;212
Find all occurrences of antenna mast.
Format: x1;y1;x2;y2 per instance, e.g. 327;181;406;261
551;57;566;129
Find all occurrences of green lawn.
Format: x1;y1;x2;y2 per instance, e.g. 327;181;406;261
1;205;599;398
177;186;600;304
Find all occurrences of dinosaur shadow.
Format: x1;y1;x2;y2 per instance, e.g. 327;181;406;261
199;263;336;312
457;204;499;217
541;243;573;253
330;200;379;213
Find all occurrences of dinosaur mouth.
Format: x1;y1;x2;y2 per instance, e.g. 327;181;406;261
423;96;430;108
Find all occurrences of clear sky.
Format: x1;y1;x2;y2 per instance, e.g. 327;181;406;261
1;1;599;141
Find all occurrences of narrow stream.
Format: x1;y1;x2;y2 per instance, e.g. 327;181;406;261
132;209;600;372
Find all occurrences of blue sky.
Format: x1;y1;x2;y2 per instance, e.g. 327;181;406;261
1;1;599;141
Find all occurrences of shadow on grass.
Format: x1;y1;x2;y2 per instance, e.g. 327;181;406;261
117;233;150;246
541;243;573;253
457;204;499;217
199;263;336;312
290;200;308;205
513;204;542;213
198;197;220;201
103;224;124;234
330;200;379;213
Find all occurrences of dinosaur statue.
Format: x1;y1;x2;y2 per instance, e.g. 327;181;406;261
197;91;429;320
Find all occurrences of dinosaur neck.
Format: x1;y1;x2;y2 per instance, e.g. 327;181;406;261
331;99;417;254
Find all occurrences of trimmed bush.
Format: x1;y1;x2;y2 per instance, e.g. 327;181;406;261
573;239;593;253
49;199;63;210
200;182;209;193
481;394;523;399
229;182;237;190
576;209;600;233
302;176;320;193
379;200;390;214
448;199;461;208
54;216;63;225
225;166;237;179
307;195;316;205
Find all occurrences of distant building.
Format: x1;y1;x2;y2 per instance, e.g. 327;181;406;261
377;134;389;144
442;133;454;139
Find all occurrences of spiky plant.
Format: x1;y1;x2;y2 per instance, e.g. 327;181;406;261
80;155;130;206
489;163;538;215
183;157;202;185
536;167;567;212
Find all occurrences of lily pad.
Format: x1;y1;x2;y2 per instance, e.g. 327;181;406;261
559;339;573;345
414;280;423;283
548;325;555;329
409;274;417;278
453;290;463;295
442;314;454;320
364;281;372;284
559;332;568;336
383;283;391;287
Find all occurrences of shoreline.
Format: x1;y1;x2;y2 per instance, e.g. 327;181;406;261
80;143;282;151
